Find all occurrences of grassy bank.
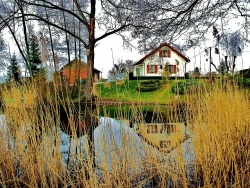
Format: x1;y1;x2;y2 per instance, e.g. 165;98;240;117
0;79;249;187
95;80;179;104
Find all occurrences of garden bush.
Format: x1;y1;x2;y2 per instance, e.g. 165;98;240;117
136;80;161;92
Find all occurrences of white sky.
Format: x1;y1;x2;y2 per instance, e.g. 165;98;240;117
94;34;142;78
1;26;142;78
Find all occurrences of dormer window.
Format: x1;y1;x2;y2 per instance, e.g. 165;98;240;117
159;49;171;58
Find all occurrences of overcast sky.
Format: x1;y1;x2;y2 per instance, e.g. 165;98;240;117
94;34;142;78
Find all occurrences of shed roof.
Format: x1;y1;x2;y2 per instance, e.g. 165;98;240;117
62;59;101;72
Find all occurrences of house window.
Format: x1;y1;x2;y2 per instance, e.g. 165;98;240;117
164;65;177;74
150;65;155;73
165;65;173;73
159;49;171;58
146;65;158;74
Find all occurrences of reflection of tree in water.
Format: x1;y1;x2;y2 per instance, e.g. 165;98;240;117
129;110;168;126
59;104;98;137
168;101;187;123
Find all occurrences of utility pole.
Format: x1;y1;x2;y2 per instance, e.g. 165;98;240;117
111;48;114;67
111;48;115;78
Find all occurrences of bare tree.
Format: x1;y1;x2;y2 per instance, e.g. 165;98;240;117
220;31;245;73
211;25;246;74
108;58;134;79
0;35;8;70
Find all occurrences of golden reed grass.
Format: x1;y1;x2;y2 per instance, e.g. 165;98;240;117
186;85;250;187
0;80;249;187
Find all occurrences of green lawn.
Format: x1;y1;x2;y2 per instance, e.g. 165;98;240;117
94;80;180;104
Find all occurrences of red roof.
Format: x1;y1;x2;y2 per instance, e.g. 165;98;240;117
61;59;102;73
134;42;190;66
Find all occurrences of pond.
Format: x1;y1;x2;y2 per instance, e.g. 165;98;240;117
0;104;195;187
60;115;194;174
57;104;195;167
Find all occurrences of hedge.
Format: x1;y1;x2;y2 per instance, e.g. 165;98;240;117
136;80;161;92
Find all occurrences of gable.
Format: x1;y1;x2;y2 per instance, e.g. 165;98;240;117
134;42;190;66
158;46;171;58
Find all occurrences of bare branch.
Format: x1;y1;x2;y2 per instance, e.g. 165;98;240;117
18;13;88;48
73;0;89;26
21;0;90;28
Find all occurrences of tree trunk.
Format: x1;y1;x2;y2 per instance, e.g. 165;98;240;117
18;1;32;77
232;56;236;74
225;56;229;74
85;0;96;168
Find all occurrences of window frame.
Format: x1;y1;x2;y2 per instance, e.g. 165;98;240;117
146;64;158;74
159;49;171;58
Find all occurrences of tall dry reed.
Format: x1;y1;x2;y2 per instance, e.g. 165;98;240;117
186;84;250;187
0;80;249;188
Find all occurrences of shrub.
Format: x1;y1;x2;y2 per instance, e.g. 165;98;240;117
236;77;250;88
242;78;250;88
136;80;161;92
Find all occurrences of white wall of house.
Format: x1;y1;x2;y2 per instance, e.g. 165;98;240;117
133;46;188;77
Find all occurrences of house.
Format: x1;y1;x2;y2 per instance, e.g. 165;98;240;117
133;42;190;78
60;59;101;85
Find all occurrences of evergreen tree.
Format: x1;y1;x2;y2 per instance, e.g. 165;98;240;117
6;54;21;83
29;35;42;77
218;60;227;75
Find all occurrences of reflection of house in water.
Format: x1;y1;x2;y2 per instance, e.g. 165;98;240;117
134;122;187;153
